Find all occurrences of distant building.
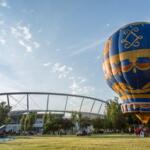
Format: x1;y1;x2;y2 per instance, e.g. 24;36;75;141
0;92;107;133
6;111;103;133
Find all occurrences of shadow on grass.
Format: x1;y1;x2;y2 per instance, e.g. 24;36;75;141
87;134;144;139
14;134;149;140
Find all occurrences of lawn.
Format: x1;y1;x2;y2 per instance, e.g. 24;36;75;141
0;135;150;150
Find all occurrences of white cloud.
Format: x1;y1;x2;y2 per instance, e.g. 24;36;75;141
69;76;75;80
0;19;4;25
49;62;89;94
0;37;6;45
106;23;110;27
79;78;86;83
43;62;51;67
11;25;32;41
1;29;7;35
68;75;93;95
19;40;32;52
11;24;40;52
33;41;40;48
51;63;73;79
70;38;105;56
0;0;9;8
18;26;32;40
68;67;73;71
69;80;95;95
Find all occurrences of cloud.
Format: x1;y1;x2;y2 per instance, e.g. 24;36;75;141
69;80;95;95
19;40;32;52
0;19;4;25
70;38;105;56
0;0;9;8
51;63;73;79
106;23;110;27
68;75;94;95
11;24;40;52
18;26;32;40
43;62;51;67
70;76;87;83
0;37;6;45
0;29;7;35
69;76;75;80
33;41;40;48
48;62;90;95
78;77;86;83
11;25;32;41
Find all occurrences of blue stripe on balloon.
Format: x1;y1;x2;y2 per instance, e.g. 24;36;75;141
123;98;150;103
127;108;150;112
106;68;150;90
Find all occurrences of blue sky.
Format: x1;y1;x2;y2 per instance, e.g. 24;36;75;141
0;0;150;101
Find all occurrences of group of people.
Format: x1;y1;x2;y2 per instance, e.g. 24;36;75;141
134;127;144;137
128;125;146;137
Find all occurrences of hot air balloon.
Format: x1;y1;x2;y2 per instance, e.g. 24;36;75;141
103;22;150;124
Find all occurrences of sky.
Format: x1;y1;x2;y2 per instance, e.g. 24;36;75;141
0;0;150;102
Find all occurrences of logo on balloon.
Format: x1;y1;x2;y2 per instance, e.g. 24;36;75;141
121;27;143;49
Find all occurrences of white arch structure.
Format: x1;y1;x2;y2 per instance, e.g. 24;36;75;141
0;92;108;116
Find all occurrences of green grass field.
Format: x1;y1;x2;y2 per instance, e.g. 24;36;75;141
0;135;150;150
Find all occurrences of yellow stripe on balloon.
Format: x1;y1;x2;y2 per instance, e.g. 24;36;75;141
103;49;150;79
109;49;150;64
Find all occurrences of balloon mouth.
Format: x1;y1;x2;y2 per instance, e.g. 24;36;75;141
136;113;150;124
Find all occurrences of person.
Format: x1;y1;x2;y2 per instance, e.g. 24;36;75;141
134;128;141;136
59;128;63;137
128;127;131;134
140;128;144;137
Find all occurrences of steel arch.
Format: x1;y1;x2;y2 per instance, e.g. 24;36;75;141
0;92;107;116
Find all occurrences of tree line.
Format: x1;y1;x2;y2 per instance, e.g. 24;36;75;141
0;97;148;135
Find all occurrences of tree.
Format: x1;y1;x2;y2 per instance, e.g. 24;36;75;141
80;117;91;129
125;114;140;125
105;97;127;131
20;115;26;131
92;117;104;133
71;112;78;126
71;112;78;132
43;113;57;134
43;113;74;135
23;112;37;132
61;118;73;133
0;102;11;126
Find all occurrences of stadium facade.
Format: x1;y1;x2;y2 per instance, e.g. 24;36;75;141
0;92;107;133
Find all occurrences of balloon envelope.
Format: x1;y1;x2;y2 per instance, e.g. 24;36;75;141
103;22;150;124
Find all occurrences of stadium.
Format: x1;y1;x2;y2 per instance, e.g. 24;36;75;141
0;92;107;133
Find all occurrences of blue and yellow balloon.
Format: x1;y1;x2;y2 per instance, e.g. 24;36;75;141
103;22;150;124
